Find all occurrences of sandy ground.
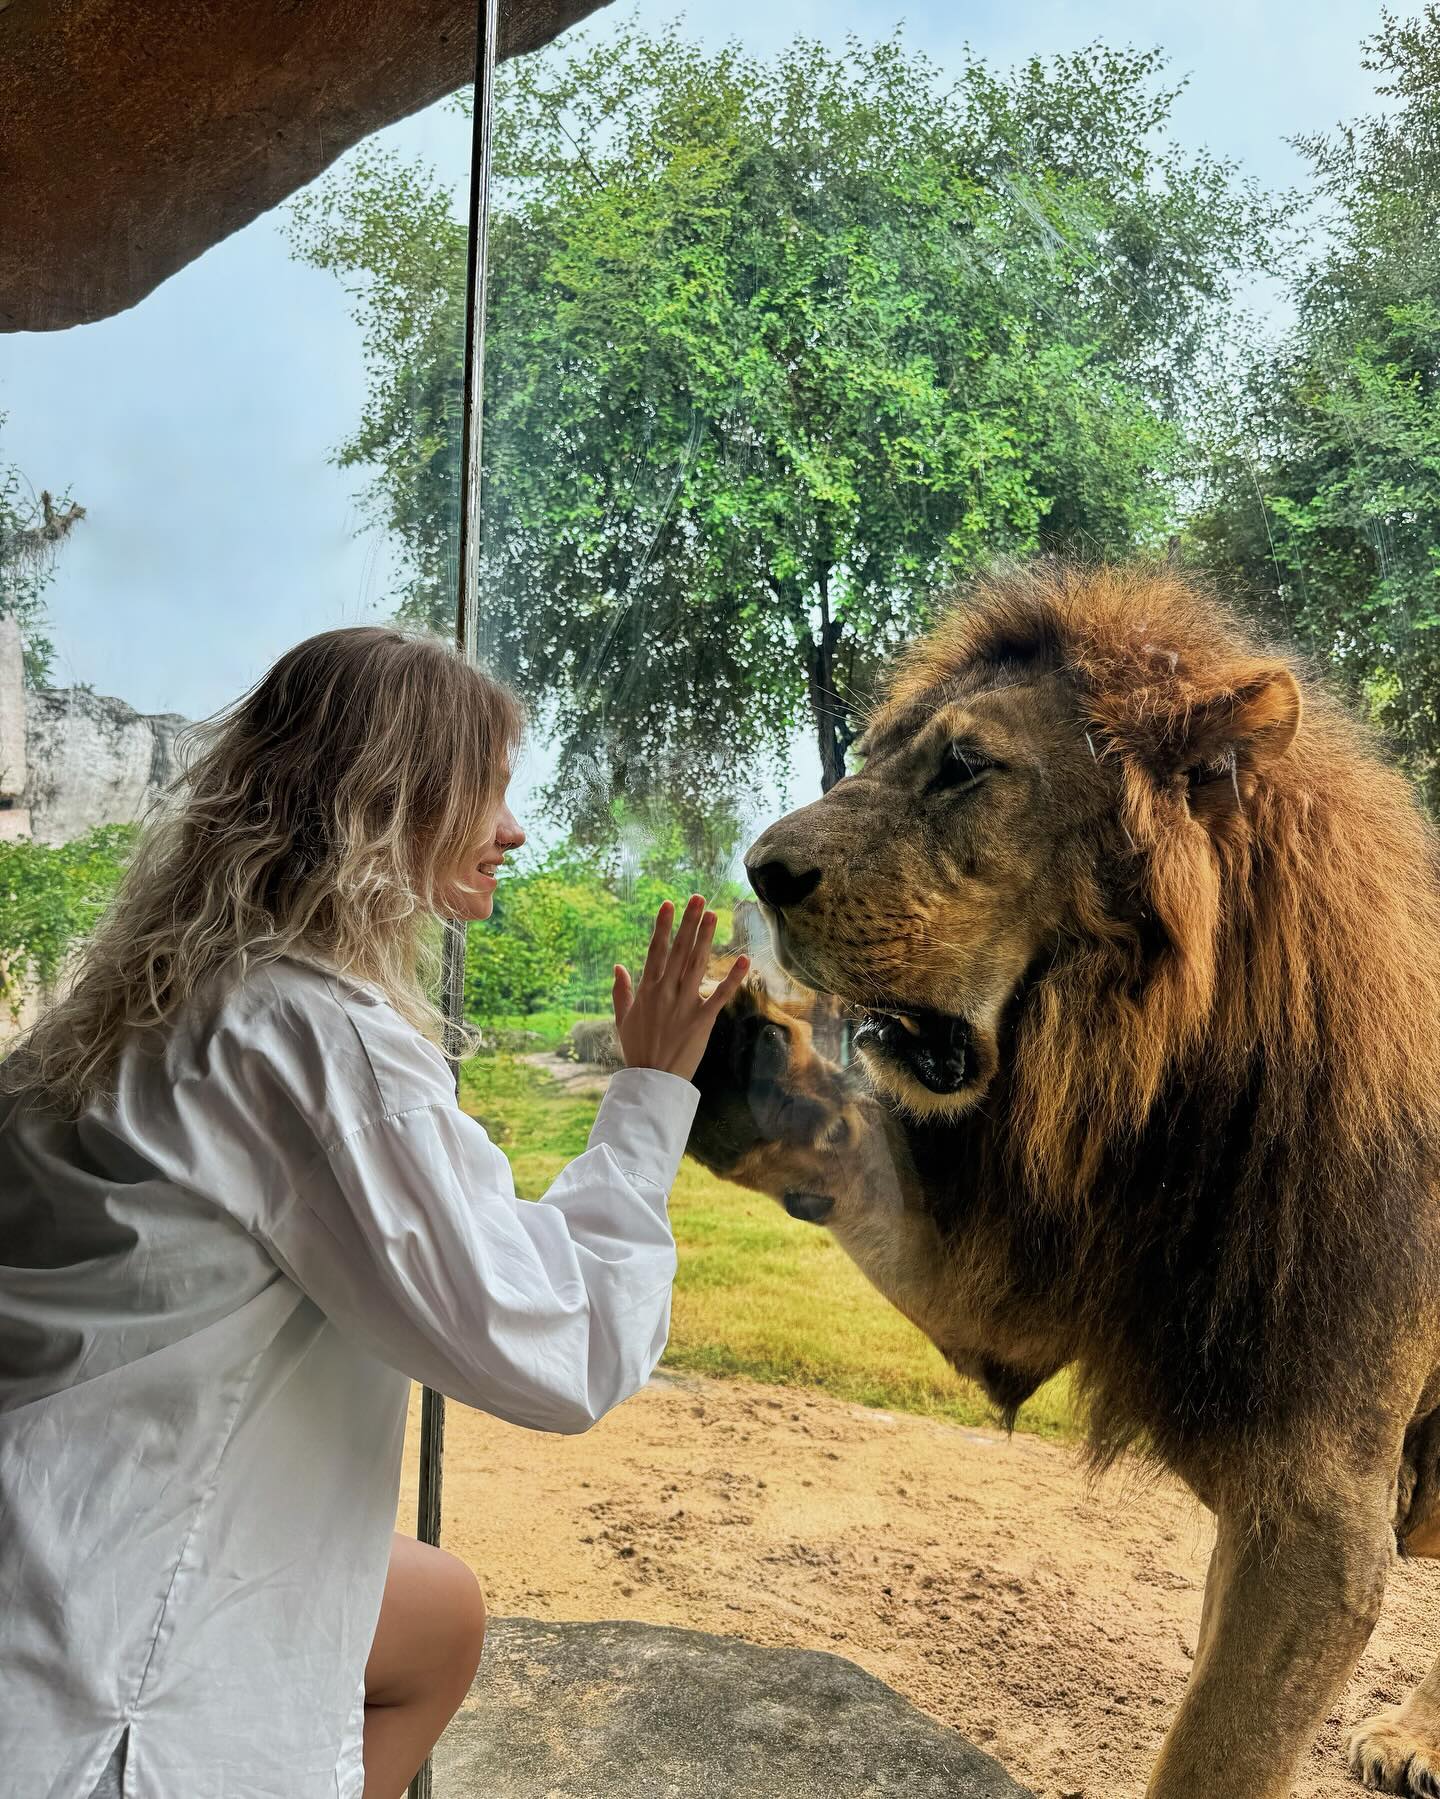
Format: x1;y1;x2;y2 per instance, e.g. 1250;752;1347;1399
400;1371;1439;1799
518;1053;613;1092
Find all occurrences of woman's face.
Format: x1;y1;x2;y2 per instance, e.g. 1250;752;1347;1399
438;782;526;922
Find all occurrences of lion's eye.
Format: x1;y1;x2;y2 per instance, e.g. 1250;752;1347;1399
930;744;997;794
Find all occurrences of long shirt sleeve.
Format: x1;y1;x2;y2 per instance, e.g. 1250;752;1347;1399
256;1067;697;1433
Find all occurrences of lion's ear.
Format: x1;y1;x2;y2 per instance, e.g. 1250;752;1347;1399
1172;666;1302;781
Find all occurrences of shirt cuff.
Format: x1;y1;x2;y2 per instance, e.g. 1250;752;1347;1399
589;1066;700;1195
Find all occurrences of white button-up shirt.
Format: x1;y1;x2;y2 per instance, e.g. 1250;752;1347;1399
0;958;697;1799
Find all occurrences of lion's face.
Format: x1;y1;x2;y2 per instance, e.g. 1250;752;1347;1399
747;669;1109;1119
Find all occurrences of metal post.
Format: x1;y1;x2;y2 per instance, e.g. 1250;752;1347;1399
409;0;501;1792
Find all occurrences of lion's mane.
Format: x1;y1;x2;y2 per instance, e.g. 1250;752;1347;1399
884;562;1440;1502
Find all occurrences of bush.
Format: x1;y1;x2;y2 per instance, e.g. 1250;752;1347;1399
464;871;578;1018
474;1026;546;1056
0;825;135;1013
558;1017;620;1066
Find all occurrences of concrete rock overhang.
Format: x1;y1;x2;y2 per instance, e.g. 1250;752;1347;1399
0;0;613;332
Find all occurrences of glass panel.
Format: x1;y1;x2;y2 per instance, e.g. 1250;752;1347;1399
0;34;484;1799
0;73;476;1012
293;2;1439;1793
9;3;1436;1794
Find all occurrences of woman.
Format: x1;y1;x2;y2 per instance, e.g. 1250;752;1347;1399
0;626;747;1799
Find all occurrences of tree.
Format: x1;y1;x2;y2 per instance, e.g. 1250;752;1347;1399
292;25;1279;809
0;414;84;685
463;837;743;1020
1189;7;1440;806
464;866;580;1018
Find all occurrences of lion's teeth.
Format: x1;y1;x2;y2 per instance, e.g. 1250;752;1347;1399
897;1014;921;1036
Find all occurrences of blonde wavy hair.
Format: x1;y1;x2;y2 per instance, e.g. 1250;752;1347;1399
4;625;523;1116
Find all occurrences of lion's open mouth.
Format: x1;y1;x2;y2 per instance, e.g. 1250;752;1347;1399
852;1007;974;1095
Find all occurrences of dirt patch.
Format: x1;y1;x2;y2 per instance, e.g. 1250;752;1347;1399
519;1052;612;1096
401;1372;1438;1799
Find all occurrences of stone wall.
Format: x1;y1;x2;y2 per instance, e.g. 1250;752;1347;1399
0;616;33;841
21;687;189;845
0;634;190;1049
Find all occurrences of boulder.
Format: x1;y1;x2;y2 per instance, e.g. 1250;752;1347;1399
435;1617;1035;1798
725;898;770;959
560;1018;621;1067
1;0;615;332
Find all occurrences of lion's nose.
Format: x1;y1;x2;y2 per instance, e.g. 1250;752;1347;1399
748;857;822;911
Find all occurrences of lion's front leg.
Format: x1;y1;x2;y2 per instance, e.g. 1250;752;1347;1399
1147;1476;1393;1799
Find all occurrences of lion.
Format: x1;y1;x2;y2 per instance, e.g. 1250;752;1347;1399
686;560;1440;1799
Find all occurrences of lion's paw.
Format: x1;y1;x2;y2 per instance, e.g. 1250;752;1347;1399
1348;1708;1440;1796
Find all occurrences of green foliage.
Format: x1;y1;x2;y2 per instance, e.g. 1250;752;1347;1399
479;1008;596;1054
464;839;743;1021
0;820;728;1036
291;23;1278;811
1189;7;1440;806
288;167;468;627
0;413;85;686
465;867;585;1019
0;826;135;1011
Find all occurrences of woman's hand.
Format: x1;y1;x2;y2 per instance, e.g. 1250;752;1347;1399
612;896;750;1083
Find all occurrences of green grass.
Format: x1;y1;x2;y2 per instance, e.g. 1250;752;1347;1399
461;1052;596;1154
459;1054;1078;1441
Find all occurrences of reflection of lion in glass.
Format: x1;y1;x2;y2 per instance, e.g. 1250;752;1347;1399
688;561;1440;1799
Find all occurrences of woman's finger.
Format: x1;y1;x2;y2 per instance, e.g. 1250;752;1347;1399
667;894;706;982
701;955;750;1014
612;964;633;1029
682;908;718;989
641;903;674;985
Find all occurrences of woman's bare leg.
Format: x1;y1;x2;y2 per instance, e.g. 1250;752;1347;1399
363;1531;487;1799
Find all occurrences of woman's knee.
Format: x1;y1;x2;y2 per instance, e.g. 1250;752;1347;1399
437;1548;487;1681
415;1543;486;1688
368;1536;487;1704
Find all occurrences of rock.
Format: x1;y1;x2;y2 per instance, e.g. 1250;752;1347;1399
562;1018;621;1067
435;1617;1035;1798
726;898;770;958
1;0;615;332
22;687;188;844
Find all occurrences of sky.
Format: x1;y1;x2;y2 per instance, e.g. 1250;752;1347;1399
0;0;1393;838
